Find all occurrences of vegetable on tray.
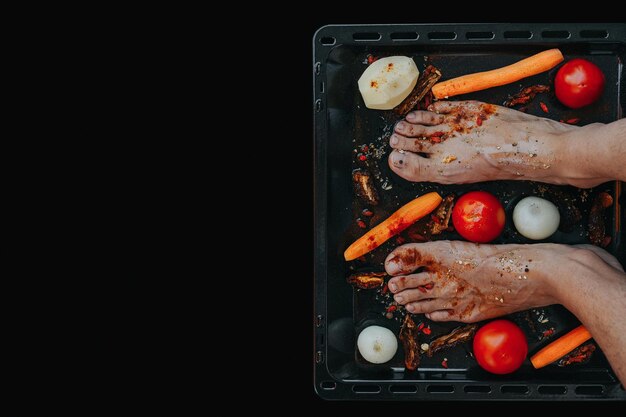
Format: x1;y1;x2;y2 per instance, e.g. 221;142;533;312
399;314;420;371
358;56;419;110
357;325;398;364
530;325;592;369
346;272;386;289
432;49;564;99
344;192;443;261
473;320;528;375
452;191;505;243
427;324;478;357
393;64;442;116
555;58;605;109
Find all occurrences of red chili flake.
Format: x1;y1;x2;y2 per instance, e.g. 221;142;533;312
540;102;549;113
542;328;555;338
476;116;482;126
423;94;432;109
424;283;434;290
431;214;441;224
356;219;367;229
395;235;406;245
565;118;580;124
362;145;369;152
441;358;448;368
362;208;374;217
386;305;397;313
367;55;377;65
430;136;441;143
381;284;389;295
358;153;367;161
417;322;425;331
430;131;445;137
422;326;431;335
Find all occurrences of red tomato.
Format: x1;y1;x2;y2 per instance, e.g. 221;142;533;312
555;59;605;109
473;320;528;374
452;191;505;243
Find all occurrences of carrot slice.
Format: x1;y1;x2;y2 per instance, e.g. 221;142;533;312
344;192;442;261
530;325;592;369
432;49;564;99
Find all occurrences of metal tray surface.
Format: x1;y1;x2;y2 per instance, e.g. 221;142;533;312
314;23;626;400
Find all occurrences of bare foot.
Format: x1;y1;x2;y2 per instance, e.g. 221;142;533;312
383;241;622;323
388;100;611;188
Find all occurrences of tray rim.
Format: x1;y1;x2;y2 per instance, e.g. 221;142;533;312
313;22;626;401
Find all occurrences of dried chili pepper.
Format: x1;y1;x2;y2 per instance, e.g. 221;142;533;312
386;305;397;313
352;169;380;206
417;322;425;331
504;85;550;107
422;326;432;335
430;136;441;143
394;65;442;116
558;343;596;367
427;324;478;357
399;314;421;371
441;358;448;368
346;272;386;289
367;55;377;65
362;208;374;217
540;102;549;113
356;218;367;229
565;118;580;124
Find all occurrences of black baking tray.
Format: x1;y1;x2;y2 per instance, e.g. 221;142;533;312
314;23;626;401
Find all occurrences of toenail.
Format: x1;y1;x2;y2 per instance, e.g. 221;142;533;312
391;152;404;167
390;135;399;145
396;122;405;131
394;295;403;303
406;112;416;121
389;282;397;292
406;304;414;312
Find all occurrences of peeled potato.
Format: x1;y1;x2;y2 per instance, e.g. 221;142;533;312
358;56;419;110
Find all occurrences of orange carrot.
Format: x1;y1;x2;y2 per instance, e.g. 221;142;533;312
530;325;592;369
344;192;442;261
432;49;564;99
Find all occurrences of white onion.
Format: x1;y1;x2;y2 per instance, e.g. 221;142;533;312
513;196;560;240
357;325;398;364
